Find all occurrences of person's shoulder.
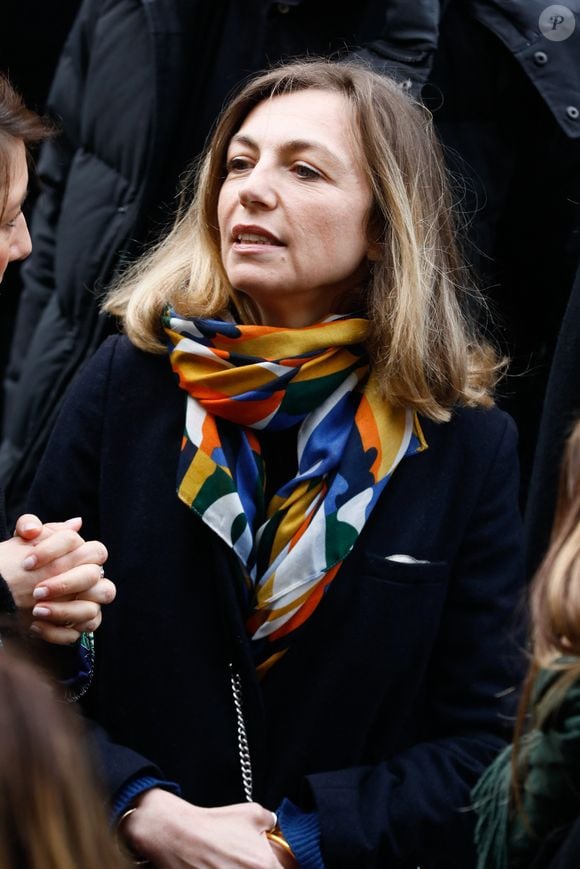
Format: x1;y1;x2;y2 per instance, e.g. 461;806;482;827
97;333;150;359
72;336;173;404
454;402;516;439
415;404;520;508
91;334;167;374
415;403;519;491
421;403;517;453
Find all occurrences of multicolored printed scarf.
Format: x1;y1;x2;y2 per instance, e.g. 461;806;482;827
163;310;427;673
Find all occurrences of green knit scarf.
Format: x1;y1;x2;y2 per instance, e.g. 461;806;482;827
473;662;580;869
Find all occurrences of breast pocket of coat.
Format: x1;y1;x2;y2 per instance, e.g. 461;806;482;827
363;551;449;586
329;554;451;714
357;553;450;650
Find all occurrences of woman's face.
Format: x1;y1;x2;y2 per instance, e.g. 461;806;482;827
217;89;374;327
0;139;32;284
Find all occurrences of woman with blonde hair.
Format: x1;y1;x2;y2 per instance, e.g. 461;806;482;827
28;59;524;867
474;418;580;869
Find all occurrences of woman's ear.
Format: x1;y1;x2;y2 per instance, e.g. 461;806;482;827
367;241;382;262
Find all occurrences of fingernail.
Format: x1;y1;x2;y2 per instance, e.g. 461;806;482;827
22;555;37;570
32;606;50;618
32;587;49;600
20;522;38;533
29;624;42;636
64;517;82;526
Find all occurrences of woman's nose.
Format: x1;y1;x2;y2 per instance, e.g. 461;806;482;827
10;213;32;263
238;164;277;209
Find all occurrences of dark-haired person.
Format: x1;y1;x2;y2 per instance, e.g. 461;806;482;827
29;60;525;867
0;75;114;651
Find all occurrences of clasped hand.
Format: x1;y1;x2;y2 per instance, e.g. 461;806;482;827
0;514;115;644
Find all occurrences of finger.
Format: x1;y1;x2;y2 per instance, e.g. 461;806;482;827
31;598;101;626
70;613;102;633
25;540;108;581
76;577;116;605
21;528;85;570
29;622;81;645
39;540;108;578
14;514;43;540
32;564;112;602
246;803;281;832
14;516;82;544
18;517;84;544
43;517;83;533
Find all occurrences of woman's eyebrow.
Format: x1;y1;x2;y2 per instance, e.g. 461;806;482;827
229;133;342;167
229;133;258;151
282;139;342;167
5;190;28;219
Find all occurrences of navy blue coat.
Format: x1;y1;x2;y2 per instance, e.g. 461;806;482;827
28;335;525;867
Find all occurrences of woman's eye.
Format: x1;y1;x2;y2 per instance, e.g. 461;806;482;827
1;212;20;231
226;157;253;173
294;163;321;180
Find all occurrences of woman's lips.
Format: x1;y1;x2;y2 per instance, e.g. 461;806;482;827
231;224;283;246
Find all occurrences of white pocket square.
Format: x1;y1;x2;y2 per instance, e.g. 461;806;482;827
385;554;431;565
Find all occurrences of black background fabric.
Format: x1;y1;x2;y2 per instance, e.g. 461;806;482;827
0;0;81;420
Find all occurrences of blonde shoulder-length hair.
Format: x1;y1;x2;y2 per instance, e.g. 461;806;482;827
529;418;580;669
511;418;580;806
105;58;502;422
